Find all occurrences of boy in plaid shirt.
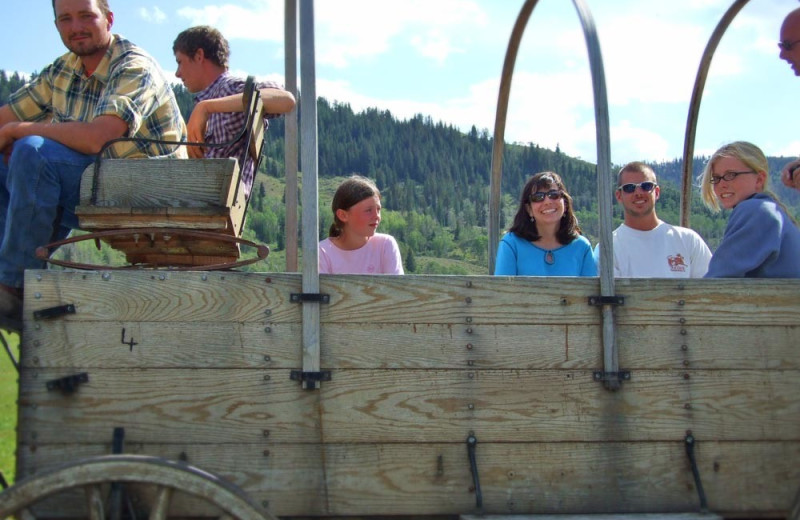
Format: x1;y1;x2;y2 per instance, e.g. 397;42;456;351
173;25;296;198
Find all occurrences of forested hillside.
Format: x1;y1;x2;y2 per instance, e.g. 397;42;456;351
2;70;798;273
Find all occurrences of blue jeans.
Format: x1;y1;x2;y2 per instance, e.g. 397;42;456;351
0;136;95;288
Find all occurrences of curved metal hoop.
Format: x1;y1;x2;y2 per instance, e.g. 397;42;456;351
680;0;750;227
487;0;613;280
487;0;619;388
0;454;275;520
36;228;270;271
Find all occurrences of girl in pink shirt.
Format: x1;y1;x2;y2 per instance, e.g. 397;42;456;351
318;176;404;274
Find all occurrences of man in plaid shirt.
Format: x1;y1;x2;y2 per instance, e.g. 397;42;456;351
0;0;186;320
173;26;296;198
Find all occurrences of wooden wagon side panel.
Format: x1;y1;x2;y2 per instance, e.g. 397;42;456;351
16;272;800;518
15;442;799;516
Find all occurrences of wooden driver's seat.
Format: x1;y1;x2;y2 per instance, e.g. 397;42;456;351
71;77;268;269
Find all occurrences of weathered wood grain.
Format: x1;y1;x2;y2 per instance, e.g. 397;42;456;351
22;271;301;323
22;320;799;371
16;442;799;516
318;276;800;326
77;158;238;208
15;271;800;518
16;368;800;444
24;272;800;326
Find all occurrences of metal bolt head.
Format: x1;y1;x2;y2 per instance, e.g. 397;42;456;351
201;274;208;281
467;403;474;410
102;273;111;280
34;292;42;299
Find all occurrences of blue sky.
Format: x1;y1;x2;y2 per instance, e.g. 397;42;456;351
2;0;799;167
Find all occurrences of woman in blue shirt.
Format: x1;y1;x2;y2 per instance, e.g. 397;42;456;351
700;141;800;278
494;171;597;276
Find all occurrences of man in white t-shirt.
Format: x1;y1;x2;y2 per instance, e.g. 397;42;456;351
603;161;711;278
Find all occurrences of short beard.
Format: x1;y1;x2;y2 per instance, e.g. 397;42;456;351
64;35;110;58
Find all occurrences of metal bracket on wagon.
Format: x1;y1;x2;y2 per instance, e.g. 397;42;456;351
466;433;483;510
290;293;330;304
593;371;631;385
46;372;89;394
290;370;332;390
33;304;76;321
588;295;624;306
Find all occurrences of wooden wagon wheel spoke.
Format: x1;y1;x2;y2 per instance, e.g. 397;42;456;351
0;455;275;520
148;485;173;520
85;484;104;520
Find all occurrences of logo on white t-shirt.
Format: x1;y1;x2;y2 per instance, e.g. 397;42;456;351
667;253;688;272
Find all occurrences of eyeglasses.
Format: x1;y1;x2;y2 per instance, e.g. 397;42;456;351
778;38;800;51
708;170;756;185
617;182;657;194
530;190;562;203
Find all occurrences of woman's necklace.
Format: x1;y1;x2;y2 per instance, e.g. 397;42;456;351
544;250;555;265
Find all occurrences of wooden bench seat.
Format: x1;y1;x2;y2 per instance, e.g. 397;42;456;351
74;79;266;268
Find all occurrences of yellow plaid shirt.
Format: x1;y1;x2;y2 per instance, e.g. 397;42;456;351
8;34;186;158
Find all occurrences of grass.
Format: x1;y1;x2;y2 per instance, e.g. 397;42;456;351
0;331;18;486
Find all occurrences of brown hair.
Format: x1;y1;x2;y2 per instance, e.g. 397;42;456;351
508;171;581;244
617;161;656;185
329;175;380;238
173;26;230;69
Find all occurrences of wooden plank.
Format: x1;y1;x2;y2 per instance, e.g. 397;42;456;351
21;321;297;369
23;271;302;324
23;272;800;327
319;276;800;326
24;321;800;371
75;212;232;231
16;441;799;516
77;158;238;207
16;368;800;444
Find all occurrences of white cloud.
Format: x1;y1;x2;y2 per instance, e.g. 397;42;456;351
139;6;167;24
177;1;284;42
410;30;463;65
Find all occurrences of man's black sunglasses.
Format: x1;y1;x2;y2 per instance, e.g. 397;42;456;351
617;182;657;194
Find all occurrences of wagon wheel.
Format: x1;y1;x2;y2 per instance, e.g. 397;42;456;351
0;454;276;520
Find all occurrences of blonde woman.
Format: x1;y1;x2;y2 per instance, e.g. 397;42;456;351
700;141;800;278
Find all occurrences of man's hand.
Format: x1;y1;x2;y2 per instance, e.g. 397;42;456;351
780;158;800;191
186;101;210;159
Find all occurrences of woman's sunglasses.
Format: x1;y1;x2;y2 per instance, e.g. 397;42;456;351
617;182;657;194
530;190;563;203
